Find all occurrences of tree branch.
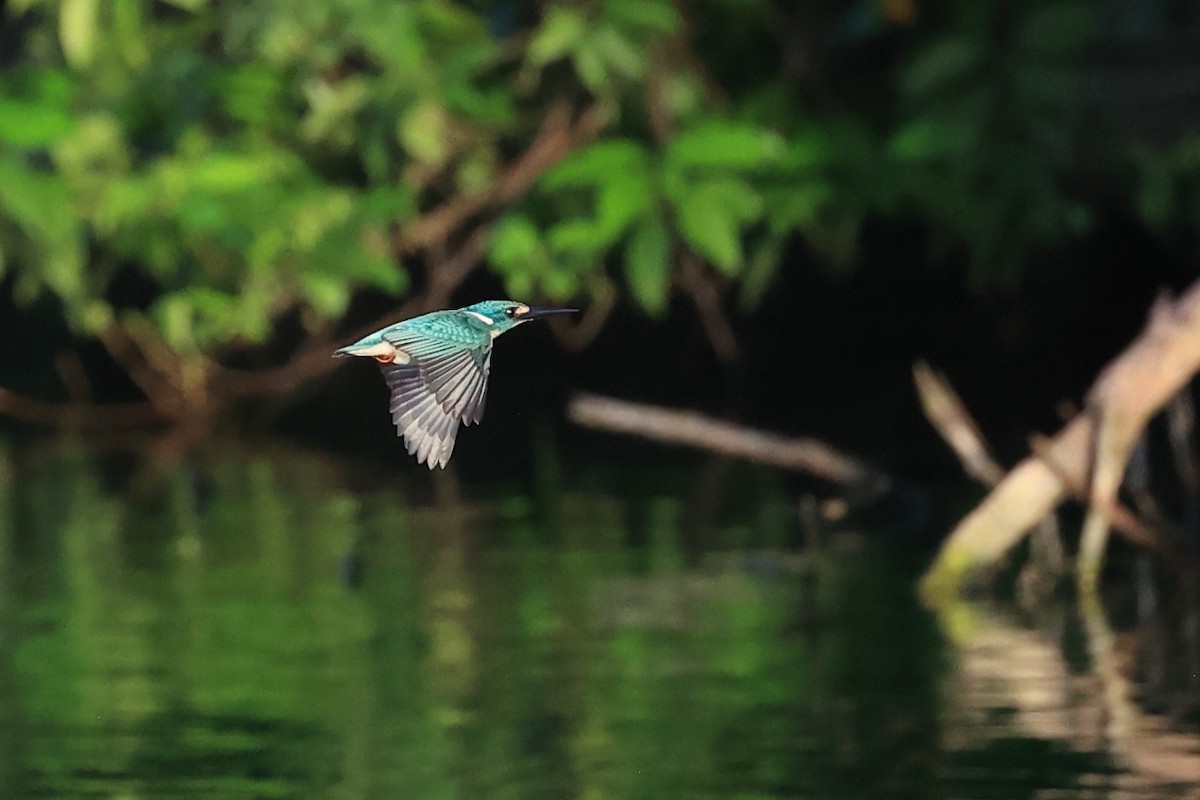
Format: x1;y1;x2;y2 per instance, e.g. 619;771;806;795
396;102;603;253
921;281;1200;603
0;385;162;428
678;254;739;364
568;392;889;492
207;103;607;403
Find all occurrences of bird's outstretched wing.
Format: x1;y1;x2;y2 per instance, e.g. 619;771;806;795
378;330;492;469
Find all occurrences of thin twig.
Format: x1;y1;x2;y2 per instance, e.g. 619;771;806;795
54;350;92;405
678;254;739;363
424;225;491;310
913;361;1005;485
550;279;616;352
0;385;162;428
397;103;603;253
97;320;184;416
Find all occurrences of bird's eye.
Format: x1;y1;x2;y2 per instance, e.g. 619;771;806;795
505;307;518;318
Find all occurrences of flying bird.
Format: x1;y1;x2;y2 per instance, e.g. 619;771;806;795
334;300;577;468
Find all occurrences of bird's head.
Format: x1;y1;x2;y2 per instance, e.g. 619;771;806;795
461;300;577;334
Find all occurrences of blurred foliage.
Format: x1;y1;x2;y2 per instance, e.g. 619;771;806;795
0;0;1195;365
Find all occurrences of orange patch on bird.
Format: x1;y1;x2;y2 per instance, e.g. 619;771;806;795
374;353;395;364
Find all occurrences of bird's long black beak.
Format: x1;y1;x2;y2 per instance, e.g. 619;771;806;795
516;306;578;320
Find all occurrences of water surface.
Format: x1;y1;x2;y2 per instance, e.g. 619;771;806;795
1;443;1198;798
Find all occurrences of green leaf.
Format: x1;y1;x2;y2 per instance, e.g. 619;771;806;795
659;72;705;120
781;126;833;170
597;171;654;240
358;186;415;223
1017;2;1097;54
665;121;785;171
716;178;765;223
300;273;351;319
188;151;291;193
624;216;671;315
0;98;75;147
738;234;785;310
675;181;748;275
217;66;287;127
111;0;149;67
501;270;535;300
0;156;85;301
59;0;99;68
541;139;650;190
418;0;488;39
489;215;544;272
546;219;604;257
398;99;449;165
153;294;197;352
456;146;497;194
899;38;981;100
888;117;977;162
527;6;587;67
603;0;679;36
360;4;424;73
540;267;578;300
763;182;832;230
670;176;763;223
572;38;609;94
592;24;645;80
444;83;515;126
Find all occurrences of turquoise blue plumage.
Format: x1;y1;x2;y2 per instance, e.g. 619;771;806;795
334;300;576;468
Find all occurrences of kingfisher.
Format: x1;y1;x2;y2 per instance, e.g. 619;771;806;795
334;300;577;468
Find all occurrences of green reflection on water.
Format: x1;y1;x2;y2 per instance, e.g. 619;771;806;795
0;443;1187;800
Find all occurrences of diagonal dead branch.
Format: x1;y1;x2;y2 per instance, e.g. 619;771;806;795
914;361;1004;485
1077;288;1200;590
1028;433;1175;552
922;281;1200;603
915;361;1068;588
